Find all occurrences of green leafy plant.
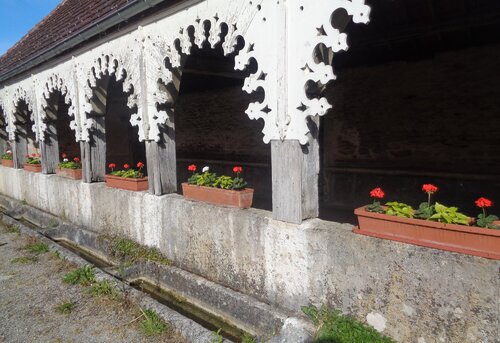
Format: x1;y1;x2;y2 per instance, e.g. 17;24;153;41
211;329;224;343
414;184;438;219
302;305;395;343
2;150;12;160
108;162;145;179
63;265;96;286
214;175;234;190
429;203;469;225
6;226;19;233
55;300;75;314
139;308;168;336
58;153;81;169
385;202;414;218
187;165;248;190
25;153;41;164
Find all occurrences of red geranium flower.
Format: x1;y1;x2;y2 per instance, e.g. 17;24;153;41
422;184;438;194
233;166;243;173
73;157;80;162
370;187;385;199
123;164;130;169
188;164;197;172
137;162;144;169
62;153;67;158
108;163;116;169
475;197;493;208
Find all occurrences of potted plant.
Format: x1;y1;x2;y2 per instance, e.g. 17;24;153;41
105;162;148;191
181;165;254;209
23;153;42;173
353;184;500;260
56;153;82;180
1;150;13;168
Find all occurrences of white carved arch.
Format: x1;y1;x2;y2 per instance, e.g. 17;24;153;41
288;0;371;144
34;73;78;142
78;42;140;142
142;15;267;142
10;84;38;141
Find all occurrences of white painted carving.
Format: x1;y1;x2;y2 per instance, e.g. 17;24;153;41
0;0;370;145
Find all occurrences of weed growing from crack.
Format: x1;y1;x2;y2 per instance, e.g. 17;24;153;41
211;329;223;343
139;308;168;336
11;256;38;264
50;250;61;260
302;305;396;343
63;265;96;286
109;237;170;266
55;300;75;314
242;333;257;343
89;280;118;299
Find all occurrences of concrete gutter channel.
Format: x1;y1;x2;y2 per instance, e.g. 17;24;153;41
0;194;314;343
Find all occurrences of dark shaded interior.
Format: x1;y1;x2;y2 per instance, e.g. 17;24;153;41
13;99;38;166
174;43;271;210
319;0;500;223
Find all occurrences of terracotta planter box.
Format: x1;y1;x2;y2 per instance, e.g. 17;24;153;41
56;167;82;180
354;207;500;260
23;164;42;173
105;174;148;192
1;159;13;168
182;183;254;209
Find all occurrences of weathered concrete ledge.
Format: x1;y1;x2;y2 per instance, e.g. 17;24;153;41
0;166;499;342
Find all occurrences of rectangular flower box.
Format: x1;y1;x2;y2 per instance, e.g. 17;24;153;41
353;207;500;260
2;159;13;168
182;183;254;209
23;164;42;173
105;174;148;192
56;167;82;180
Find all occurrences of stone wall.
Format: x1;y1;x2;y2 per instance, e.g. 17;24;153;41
0;167;498;343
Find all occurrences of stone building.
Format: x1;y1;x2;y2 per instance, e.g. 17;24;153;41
0;0;498;342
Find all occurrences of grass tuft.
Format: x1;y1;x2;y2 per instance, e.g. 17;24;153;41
302;305;396;343
109;237;170;266
11;256;38;264
55;300;75;314
25;241;50;254
63;265;96;286
242;333;257;343
139;308;168;336
89;280;118;298
211;329;223;343
6;226;19;234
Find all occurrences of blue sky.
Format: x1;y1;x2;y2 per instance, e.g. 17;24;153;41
0;0;61;55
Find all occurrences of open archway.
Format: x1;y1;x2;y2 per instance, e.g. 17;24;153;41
12;99;38;168
84;74;145;182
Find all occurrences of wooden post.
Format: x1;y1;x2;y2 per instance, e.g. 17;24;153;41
271;119;319;224
12;134;27;169
40;122;59;174
81;116;106;183
145;124;177;195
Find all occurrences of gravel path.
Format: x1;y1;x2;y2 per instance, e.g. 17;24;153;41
0;226;187;343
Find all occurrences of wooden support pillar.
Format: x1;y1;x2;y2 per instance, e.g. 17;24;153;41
81;116;106;183
12;132;28;169
40;122;59;174
145;125;177;195
271;119;319;224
